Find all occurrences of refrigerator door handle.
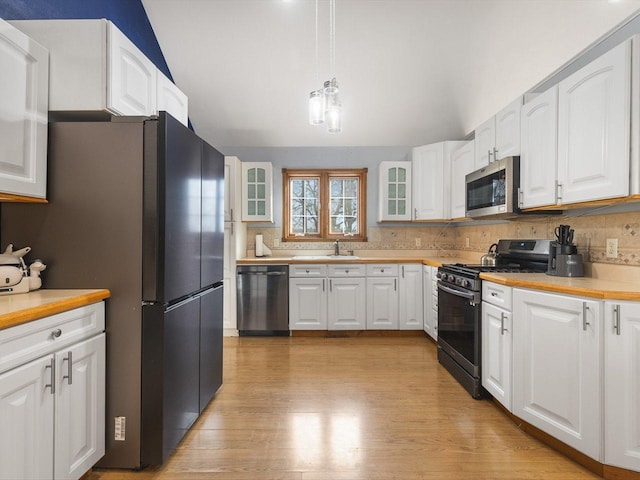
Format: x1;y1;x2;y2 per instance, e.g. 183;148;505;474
165;295;199;313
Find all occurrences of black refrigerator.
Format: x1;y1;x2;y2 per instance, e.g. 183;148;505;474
1;112;225;468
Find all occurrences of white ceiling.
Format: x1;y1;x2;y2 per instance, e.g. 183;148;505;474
142;0;640;148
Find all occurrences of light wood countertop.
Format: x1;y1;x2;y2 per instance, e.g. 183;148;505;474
0;289;111;330
236;256;470;267
237;256;640;300
480;272;640;301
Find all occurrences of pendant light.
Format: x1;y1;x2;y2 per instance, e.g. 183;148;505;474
308;0;342;133
308;0;325;125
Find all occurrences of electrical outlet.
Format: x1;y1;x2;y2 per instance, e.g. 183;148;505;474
273;238;280;248
606;238;618;258
415;237;421;247
465;237;470;248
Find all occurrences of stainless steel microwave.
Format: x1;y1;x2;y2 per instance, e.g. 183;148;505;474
465;156;520;219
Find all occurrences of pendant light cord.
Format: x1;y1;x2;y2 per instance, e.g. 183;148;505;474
329;0;335;78
315;0;319;84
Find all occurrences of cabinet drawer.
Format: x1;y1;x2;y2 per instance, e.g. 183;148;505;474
289;264;328;277
0;302;105;374
366;264;399;277
482;281;512;310
328;264;366;277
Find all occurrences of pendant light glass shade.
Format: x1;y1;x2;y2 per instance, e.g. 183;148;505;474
309;90;325;125
326;102;342;134
324;78;341;133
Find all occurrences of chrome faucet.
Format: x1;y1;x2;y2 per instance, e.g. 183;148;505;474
334;239;340;256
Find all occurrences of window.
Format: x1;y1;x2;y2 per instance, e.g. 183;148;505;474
283;169;367;241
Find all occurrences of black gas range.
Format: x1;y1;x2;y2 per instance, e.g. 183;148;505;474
436;239;551;398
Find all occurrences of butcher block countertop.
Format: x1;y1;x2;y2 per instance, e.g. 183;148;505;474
0;289;111;331
480;272;640;301
236;256;469;267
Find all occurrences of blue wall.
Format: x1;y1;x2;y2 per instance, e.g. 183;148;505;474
0;0;172;81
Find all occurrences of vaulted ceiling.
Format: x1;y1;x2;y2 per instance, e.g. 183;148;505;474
142;0;640;148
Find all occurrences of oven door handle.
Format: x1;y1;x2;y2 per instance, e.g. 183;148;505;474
437;281;476;301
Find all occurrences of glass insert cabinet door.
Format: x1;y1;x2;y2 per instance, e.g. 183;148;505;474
378;161;412;221
241;162;273;222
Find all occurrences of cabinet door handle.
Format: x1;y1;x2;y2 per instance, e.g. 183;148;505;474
330;279;332;292
402;266;405;278
322;279;325;292
493;147;499;162
63;352;73;385
491;292;498;297
394;278;397;291
487;149;493;163
517;187;523;208
51;328;62;339
45;358;55;395
582;302;590;331
613;304;621;335
500;312;507;335
556;181;562;201
230;221;234;236
230;208;234;222
414;207;418;220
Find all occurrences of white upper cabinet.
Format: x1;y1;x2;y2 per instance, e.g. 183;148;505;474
0;19;48;199
107;21;156;116
557;38;631;205
241;162;273;222
474;97;522;169
156;71;189;126
412;141;465;221
474;117;495;169
450;140;475;219
520;87;559;209
378;161;412;221
10;20;188;126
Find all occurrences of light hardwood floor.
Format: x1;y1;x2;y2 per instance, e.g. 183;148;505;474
92;336;601;480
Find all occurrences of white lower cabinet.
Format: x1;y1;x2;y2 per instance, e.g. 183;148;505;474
513;289;601;460
289;263;424;331
422;266;438;340
289;277;328;330
0;303;106;480
399;264;423;330
366;264;398;330
604;301;640;472
481;301;512;410
328;277;366;330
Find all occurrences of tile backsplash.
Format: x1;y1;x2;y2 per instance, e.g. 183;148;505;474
247;210;640;266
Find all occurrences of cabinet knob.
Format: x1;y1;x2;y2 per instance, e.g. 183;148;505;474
52;328;62;338
381;269;384;273
305;269;310;274
346;269;350;274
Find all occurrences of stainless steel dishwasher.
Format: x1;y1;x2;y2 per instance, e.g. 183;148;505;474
236;265;289;335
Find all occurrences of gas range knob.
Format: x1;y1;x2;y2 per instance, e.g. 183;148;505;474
455;277;463;286
447;274;455;283
464;279;472;288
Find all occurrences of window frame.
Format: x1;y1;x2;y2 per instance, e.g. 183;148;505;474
282;168;368;242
